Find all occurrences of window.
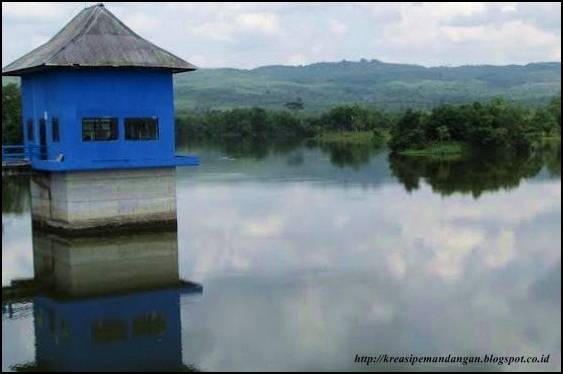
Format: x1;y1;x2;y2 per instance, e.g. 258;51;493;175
125;118;159;141
39;119;47;143
27;119;34;141
82;118;118;141
52;118;60;142
39;119;47;160
91;320;127;344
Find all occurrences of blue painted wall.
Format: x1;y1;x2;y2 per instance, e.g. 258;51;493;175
21;69;198;171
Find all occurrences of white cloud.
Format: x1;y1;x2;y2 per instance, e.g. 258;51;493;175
328;19;347;36
2;2;561;68
121;12;160;35
287;54;307;66
1;2;65;20
236;12;280;34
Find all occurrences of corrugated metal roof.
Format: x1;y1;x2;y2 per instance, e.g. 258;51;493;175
2;3;197;76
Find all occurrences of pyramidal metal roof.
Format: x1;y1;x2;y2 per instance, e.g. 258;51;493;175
2;3;197;76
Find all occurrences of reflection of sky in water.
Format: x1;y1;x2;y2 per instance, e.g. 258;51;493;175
2;214;33;286
2;147;561;371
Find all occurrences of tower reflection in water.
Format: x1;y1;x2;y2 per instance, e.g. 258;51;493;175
4;227;202;372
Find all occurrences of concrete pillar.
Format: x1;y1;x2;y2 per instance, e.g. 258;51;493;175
30;167;177;232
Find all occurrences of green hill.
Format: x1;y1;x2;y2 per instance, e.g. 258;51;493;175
4;59;561;112
174;60;561;112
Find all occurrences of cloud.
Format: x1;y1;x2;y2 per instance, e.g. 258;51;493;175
328;19;347;36
1;2;68;20
236;12;280;34
2;2;561;69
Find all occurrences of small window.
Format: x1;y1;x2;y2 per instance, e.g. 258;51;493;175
82;118;118;141
125;118;159;141
27;119;34;141
91;320;127;344
52;118;60;142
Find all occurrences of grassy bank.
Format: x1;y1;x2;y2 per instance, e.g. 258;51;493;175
538;135;561;143
315;130;387;146
398;142;467;159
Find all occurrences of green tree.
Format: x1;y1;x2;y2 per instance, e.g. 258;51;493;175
285;97;304;112
436;125;450;144
2;83;22;145
388;109;427;152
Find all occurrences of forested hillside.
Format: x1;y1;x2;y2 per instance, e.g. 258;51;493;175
3;59;560;113
173;60;561;112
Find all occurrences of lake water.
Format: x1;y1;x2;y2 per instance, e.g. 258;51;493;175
2;142;561;371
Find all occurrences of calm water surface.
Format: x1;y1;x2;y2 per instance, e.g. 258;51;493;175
2;142;561;371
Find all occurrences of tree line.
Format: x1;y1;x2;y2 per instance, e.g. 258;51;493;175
175;105;396;143
2;83;22;145
389;97;561;154
2;82;560;153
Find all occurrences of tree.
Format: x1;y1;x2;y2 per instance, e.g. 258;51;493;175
436;125;450;144
285;97;304;112
388;109;427;152
2;83;22;145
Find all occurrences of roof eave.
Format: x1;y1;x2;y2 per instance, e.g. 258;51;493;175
2;64;197;76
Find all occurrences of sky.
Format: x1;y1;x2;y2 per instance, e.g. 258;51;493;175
1;2;561;69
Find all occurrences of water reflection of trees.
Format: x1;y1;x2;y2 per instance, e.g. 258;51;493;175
537;139;561;177
184;138;386;169
184;139;304;161
318;143;377;169
389;143;561;198
2;173;30;214
178;138;559;191
227;140;383;170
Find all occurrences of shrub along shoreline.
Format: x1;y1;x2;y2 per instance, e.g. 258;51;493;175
315;130;388;146
396;142;468;159
388;98;561;157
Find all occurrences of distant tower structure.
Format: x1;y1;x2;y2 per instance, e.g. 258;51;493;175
2;4;199;231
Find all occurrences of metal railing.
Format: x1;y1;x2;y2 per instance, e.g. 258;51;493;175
2;145;46;162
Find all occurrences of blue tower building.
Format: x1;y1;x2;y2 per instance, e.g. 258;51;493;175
2;4;199;230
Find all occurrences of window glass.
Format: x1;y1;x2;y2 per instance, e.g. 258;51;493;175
27;119;34;141
82;118;118;141
52;118;60;142
124;118;159;141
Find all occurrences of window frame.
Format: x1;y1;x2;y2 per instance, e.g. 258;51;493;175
124;117;160;141
81;117;119;142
